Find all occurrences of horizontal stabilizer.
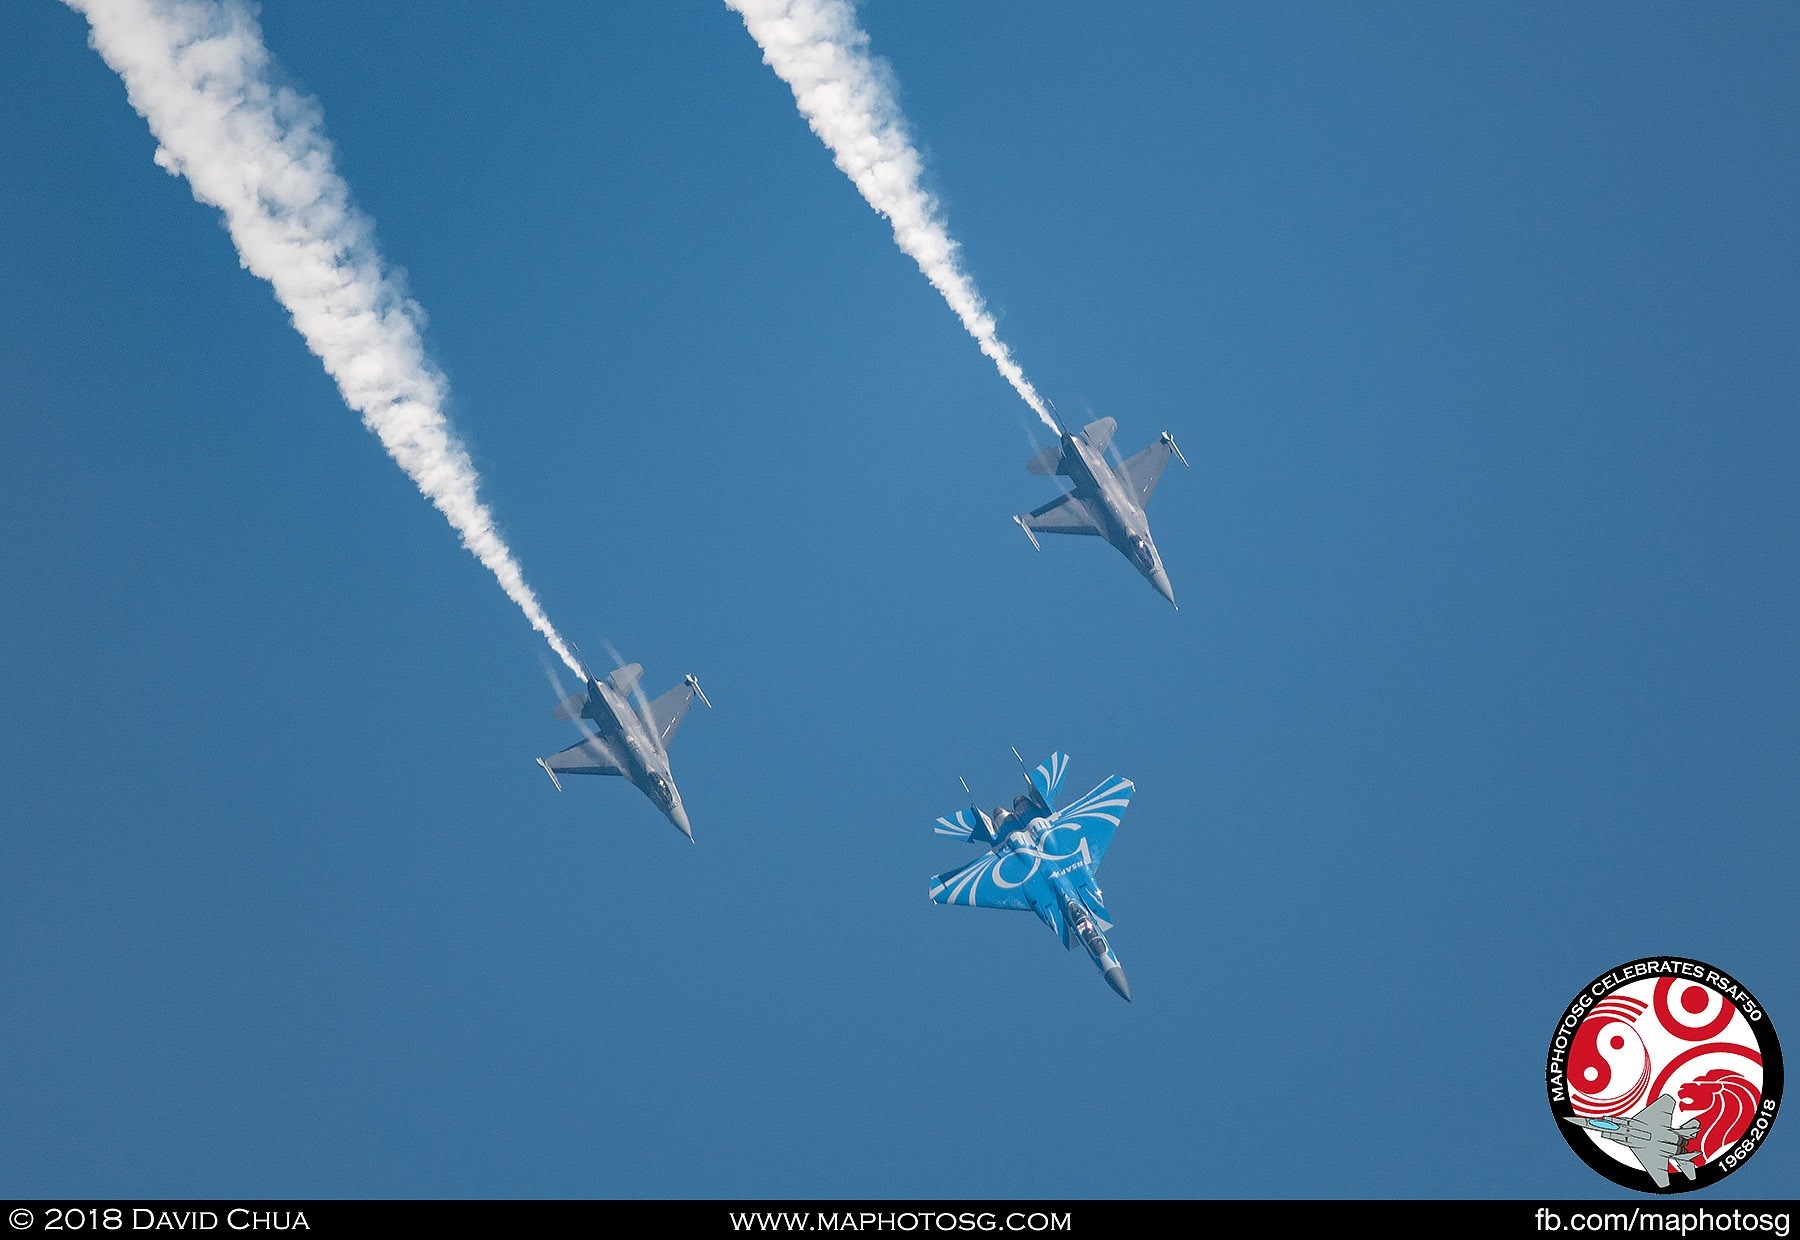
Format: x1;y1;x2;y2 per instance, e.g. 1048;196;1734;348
1025;443;1066;476
1019;492;1104;538
606;662;643;696
1081;417;1117;455
551;690;589;721
934;806;996;842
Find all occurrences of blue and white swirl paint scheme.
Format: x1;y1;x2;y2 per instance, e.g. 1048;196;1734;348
929;752;1136;1001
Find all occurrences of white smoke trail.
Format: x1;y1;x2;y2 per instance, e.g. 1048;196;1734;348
724;0;1060;435
65;0;584;678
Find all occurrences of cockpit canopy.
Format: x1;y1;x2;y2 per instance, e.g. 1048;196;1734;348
1128;535;1155;571
648;772;674;807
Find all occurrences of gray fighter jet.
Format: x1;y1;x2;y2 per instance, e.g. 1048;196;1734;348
1563;1095;1701;1188
536;660;710;841
1013;413;1188;606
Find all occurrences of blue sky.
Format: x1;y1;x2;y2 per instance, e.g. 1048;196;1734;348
3;1;1796;1199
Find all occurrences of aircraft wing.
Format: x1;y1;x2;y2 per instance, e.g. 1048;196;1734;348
646;681;699;748
1020;492;1105;537
1631;1148;1672;1190
1122;439;1177;505
928;852;1038;912
541;735;627;778
1043;773;1135;870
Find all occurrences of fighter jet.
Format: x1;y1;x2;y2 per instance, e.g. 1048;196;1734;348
1013;412;1187;606
1563;1095;1701;1188
929;752;1136;1001
535;659;710;841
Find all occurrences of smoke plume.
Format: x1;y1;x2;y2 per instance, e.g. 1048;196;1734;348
724;0;1060;434
65;0;584;677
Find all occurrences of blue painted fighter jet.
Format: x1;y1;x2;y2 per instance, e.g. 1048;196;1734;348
929;752;1137;1001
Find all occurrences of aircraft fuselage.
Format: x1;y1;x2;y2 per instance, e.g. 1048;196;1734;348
995;815;1131;1002
582;678;691;838
1060;430;1173;605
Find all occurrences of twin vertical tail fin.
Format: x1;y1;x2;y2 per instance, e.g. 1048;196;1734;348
935;777;998;843
1009;748;1069;811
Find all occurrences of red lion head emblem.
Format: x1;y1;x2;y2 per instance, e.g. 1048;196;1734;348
1678;1069;1760;1163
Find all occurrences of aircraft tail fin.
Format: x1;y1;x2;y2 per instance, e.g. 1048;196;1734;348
1027;752;1070;810
936;777;999;843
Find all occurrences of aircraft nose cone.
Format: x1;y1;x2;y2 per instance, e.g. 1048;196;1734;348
1151;569;1175;607
669;803;694;841
1103;965;1132;1003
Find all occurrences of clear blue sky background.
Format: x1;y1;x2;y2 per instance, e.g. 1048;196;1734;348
3;1;1796;1200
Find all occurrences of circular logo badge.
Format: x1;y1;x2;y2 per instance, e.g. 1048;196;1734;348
1546;957;1783;1193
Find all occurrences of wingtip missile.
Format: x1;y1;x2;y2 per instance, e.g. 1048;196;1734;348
1160;431;1189;468
536;757;563;792
685;673;712;710
1013;514;1041;551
